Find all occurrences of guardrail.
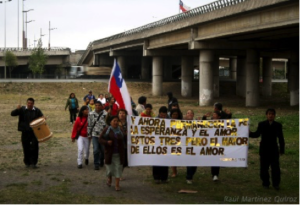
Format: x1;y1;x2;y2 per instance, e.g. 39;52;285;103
93;0;248;44
78;0;249;65
0;47;71;52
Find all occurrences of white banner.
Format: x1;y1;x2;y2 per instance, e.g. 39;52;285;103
127;116;249;167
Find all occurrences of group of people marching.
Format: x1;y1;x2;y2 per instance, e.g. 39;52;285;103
11;91;285;192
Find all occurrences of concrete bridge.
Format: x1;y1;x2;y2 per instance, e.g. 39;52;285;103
0;47;72;78
73;0;299;106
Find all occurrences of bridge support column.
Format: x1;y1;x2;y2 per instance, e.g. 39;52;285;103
230;57;237;80
163;57;173;81
117;56;127;78
152;56;163;96
262;57;272;97
289;52;299;106
246;49;259;107
213;55;219;98
236;56;246;97
181;56;193;97
141;57;151;80
199;50;214;106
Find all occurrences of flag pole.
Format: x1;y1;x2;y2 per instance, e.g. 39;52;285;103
179;0;180;14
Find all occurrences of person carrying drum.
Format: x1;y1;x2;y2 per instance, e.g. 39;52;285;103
11;97;44;169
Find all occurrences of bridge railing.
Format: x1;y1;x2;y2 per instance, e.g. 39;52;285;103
0;47;71;52
78;0;249;65
93;0;248;44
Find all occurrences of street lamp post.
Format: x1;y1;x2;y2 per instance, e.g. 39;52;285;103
48;21;57;50
0;0;12;79
23;8;33;49
40;28;46;46
25;19;34;48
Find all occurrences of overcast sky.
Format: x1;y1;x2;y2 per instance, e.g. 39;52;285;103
1;0;215;51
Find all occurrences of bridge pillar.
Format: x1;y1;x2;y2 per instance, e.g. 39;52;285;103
236;56;246;97
262;57;272;97
163;57;173;81
117;56;127;78
152;56;163;96
199;50;214;106
141;57;151;80
246;49;260;107
213;56;219;98
230;57;237;80
181;56;193;97
289;52;299;106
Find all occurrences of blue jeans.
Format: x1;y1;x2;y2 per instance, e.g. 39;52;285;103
92;137;104;166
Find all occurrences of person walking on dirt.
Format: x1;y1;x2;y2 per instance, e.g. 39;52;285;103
88;101;107;170
249;108;285;190
83;90;96;103
71;106;90;169
65;93;79;125
99;115;125;191
11;98;44;168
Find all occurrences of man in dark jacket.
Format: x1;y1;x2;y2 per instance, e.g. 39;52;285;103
250;108;285;190
11;98;44;168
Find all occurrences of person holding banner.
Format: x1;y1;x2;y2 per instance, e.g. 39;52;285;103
152;106;169;184
185;109;197;184
249;108;285;190
99;115;125;191
170;108;182;178
201;102;232;181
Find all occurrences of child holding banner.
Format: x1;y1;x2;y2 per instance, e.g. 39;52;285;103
152;106;169;184
249;108;285;190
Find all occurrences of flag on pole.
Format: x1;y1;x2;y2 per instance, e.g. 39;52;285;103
108;59;132;115
179;0;190;12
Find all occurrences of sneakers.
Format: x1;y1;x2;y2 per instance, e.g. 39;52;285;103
85;159;89;165
186;180;193;184
213;175;219;181
70;122;73;125
78;164;83;169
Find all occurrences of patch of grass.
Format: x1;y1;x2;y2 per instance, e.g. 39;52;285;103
31;180;42;186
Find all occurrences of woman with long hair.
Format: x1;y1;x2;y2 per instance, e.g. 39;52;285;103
118;109;128;180
71;106;90;169
65;93;79;124
99;115;124;191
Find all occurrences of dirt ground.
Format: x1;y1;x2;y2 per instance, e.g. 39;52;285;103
0;81;297;204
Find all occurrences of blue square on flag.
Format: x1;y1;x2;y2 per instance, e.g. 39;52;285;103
113;62;123;88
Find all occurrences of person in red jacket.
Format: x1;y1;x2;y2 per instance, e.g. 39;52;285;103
105;97;119;116
71;105;90;169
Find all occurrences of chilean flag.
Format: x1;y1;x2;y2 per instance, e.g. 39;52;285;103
179;0;190;12
108;59;132;115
